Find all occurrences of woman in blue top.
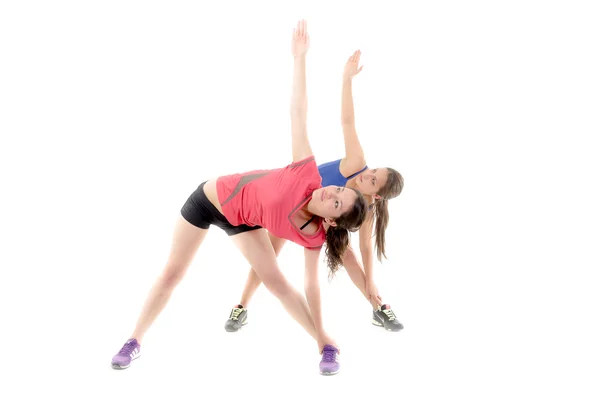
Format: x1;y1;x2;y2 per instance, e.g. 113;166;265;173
224;50;404;332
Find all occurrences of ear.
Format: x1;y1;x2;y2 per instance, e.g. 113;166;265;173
373;194;382;200
324;218;337;227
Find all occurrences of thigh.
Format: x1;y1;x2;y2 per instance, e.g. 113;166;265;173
163;214;209;276
268;231;288;256
230;229;289;289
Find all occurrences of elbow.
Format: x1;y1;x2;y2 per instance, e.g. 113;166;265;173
359;242;372;256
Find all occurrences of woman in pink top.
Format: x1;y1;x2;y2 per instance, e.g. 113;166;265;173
224;50;405;336
110;20;367;376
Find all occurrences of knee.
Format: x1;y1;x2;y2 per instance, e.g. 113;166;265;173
159;264;187;290
262;277;291;300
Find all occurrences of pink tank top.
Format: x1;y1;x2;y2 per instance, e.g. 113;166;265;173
216;156;326;250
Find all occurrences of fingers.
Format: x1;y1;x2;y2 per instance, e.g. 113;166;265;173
293;19;310;46
296;19;306;38
302;20;309;44
370;293;383;307
369;295;376;306
347;50;363;68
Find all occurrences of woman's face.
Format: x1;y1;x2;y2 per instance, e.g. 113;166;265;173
355;167;389;197
309;186;359;221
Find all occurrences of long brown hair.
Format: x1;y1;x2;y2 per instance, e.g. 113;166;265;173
324;188;368;279
372;168;403;261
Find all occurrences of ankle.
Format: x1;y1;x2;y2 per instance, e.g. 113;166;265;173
130;334;142;344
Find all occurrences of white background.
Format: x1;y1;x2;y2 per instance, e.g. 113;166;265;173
1;0;599;396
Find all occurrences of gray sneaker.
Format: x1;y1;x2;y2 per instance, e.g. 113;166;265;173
372;304;403;332
224;305;248;332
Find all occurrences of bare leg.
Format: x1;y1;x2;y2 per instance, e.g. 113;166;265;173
239;232;287;307
130;215;208;343
342;246;382;310
230;229;319;341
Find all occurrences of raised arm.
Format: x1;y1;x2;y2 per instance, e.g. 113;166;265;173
340;50;366;172
290;19;313;162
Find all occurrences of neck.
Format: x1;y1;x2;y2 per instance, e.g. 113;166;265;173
299;205;313;219
301;202;329;229
348;176;361;191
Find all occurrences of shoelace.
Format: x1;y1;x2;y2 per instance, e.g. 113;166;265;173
118;341;137;356
322;348;337;362
229;308;243;321
382;308;396;321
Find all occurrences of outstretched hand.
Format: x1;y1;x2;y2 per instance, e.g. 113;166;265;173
291;19;310;58
343;50;363;82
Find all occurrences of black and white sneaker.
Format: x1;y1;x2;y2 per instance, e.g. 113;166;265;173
372;304;403;332
224;305;248;332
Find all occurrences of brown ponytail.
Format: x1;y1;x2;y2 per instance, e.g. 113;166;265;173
373;168;403;261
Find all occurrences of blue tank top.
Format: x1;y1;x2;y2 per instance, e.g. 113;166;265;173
318;159;368;187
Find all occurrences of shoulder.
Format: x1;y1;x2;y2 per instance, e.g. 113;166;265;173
317;159;342;168
284;156;320;184
339;157;367;178
286;156;317;171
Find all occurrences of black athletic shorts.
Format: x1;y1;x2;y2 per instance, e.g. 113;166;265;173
180;181;262;236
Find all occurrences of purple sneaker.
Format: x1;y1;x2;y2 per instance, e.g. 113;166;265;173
111;338;141;369
319;344;340;375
